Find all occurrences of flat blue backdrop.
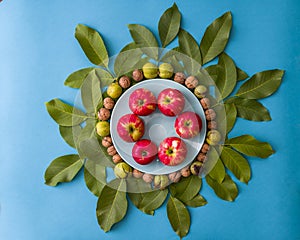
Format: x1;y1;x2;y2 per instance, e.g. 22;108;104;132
0;0;299;239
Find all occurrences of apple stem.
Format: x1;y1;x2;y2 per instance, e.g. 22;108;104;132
167;149;173;155
142;151;147;157
129;125;134;133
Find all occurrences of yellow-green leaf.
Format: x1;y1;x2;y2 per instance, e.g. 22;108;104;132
84;159;106;197
59;125;82;148
96;179;127;232
129;187;168;215
170;175;202;203
44;154;83;186
64;67;94;88
206;174;238;201
217;103;237;134
79;136;114;168
221;147;251;184
215;52;237;100
114;48;143;77
236;67;248;81
236;69;284;99
128;24;159;60
95;68;114;88
184;194;207;208
178;28;202;65
226;97;271;121
167;196;190;239
226;135;275;158
81;70;102;114
45;98;87;126
158;3;181;47
208;158;225;183
200;12;232;64
75;24;109;67
205;64;219;82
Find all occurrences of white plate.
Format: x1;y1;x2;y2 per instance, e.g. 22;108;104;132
110;79;207;175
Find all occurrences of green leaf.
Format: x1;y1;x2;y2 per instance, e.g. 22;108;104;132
208;159;226;183
206;174;238;201
114;48;143;77
170;175;202;203
236;69;284;99
77;120;96;144
59;125;82;148
204;64;219;82
128;180;168;215
64;67;94;88
75;24;109;67
218;103;237;134
221;147;251;184
84;159;106;197
167;196;190;239
184;194;207;208
127;178;153;214
96;178;127;232
160;46;180;61
79;137;114;167
178;28;202;65
158;3;181;47
81;70;102;114
45;98;87;126
236;67;248;81
200;12;232;64
44;154;83;186
95;68;114;88
119;42;140;53
226;97;271;121
215;52;237;100
128;24;159;60
201;145;221;176
226;135;275;158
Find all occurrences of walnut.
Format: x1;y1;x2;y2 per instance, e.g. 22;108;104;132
107;145;117;156
112;154;122;164
207;121;217;129
168;171;182;183
180;165;191;177
142;173;154;183
132;69;144;81
197;153;207;163
118;76;131;88
101;136;112;148
200;98;210;109
173;72;186;84
205;109;216;120
200;143;210;153
185;76;198;89
97;108;111;121
132;169;143;178
103;97;115;110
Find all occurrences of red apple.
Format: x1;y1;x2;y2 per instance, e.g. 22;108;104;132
117;114;145;142
157;88;185;116
158;137;187;166
129;88;156;116
132;139;158;165
175;111;202;139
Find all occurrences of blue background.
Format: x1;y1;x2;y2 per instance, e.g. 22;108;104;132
0;0;299;239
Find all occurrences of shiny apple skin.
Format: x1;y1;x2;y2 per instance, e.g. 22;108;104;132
117;114;145;142
157;88;185;117
158;137;187;166
132;139;158;165
175;111;202;139
129;88;157;116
